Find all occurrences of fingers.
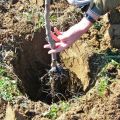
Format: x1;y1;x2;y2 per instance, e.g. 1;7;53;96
44;42;67;54
48;46;65;54
48;49;57;54
50;27;62;42
44;44;50;49
44;44;60;54
48;42;68;54
54;27;62;35
44;42;62;49
51;31;60;42
44;27;69;54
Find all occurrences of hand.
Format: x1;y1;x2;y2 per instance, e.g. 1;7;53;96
44;27;77;54
44;17;93;54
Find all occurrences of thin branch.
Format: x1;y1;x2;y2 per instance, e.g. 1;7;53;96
44;0;57;61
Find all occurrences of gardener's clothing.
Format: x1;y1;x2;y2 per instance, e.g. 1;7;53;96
87;0;120;21
68;0;120;22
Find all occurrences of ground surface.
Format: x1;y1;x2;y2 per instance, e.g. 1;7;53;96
0;0;120;120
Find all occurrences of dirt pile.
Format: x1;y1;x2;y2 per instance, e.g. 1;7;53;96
56;80;120;120
4;96;49;120
60;42;101;91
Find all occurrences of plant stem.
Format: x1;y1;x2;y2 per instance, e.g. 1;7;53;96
44;0;57;63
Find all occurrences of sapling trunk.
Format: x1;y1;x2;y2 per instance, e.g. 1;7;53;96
44;0;57;67
43;0;69;102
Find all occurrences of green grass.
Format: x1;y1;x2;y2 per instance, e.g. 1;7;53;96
23;7;58;32
46;103;59;120
34;15;44;31
44;101;70;120
23;8;45;31
93;22;103;31
97;57;120;96
0;65;21;101
97;79;108;96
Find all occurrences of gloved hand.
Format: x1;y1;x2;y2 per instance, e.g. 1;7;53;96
44;17;93;54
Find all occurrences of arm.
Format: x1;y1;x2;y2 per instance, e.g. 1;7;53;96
44;11;94;54
44;0;120;54
44;17;93;54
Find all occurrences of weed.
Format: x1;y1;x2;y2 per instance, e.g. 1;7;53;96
45;103;59;120
0;67;6;76
93;22;103;31
0;65;21;101
34;14;44;31
23;12;33;22
23;5;59;32
50;14;57;24
97;78;108;96
23;7;45;31
44;101;70;120
59;101;70;112
97;58;120;96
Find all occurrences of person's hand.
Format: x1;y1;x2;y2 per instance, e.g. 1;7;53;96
44;27;78;54
44;17;93;54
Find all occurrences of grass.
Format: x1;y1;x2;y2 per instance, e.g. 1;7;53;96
97;78;108;96
93;21;103;31
46;103;59;119
23;7;45;31
0;64;21;101
97;56;120;96
23;6;58;32
44;101;70;120
34;14;44;31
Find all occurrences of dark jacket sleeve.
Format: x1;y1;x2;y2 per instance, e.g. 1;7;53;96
90;0;120;16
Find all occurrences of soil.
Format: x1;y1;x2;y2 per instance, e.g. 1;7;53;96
0;0;120;120
56;80;120;120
